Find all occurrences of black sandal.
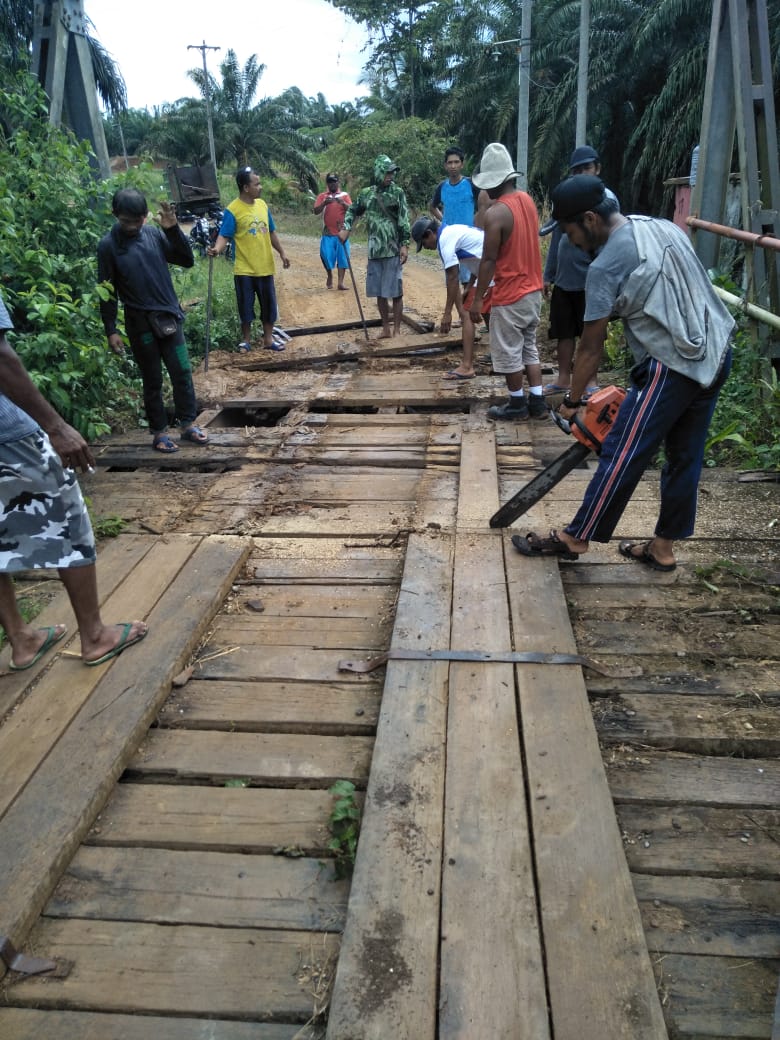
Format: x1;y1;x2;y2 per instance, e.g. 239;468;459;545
511;529;580;561
618;540;676;572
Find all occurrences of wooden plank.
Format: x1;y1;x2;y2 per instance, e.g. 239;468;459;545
231;583;397;617
453;427;500;530
655;953;778;1038
160;679;380;735
593;693;780;756
0;534;157;719
0;535;201;820
618;804;780;879
90;784;338;854
0;1008;299;1040
327;533;453;1040
209;614;389;649
127;730;373;788
440;534;548;1031
606;749;780;808
47;846;348;931
0;535;250;950
5;918;339;1020
586;657;780;699
505;538;667;1039
194;646;369;682
571;616;776;658
632;874;780;957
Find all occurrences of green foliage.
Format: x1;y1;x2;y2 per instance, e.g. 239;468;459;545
322;116;451;211
0;72;139;439
327;779;361;879
173;256;241;356
705;316;780;469
224;778;250;788
85;497;128;540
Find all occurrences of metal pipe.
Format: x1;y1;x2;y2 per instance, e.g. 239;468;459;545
516;0;533;190
713;285;780;331
575;0;591;146
687;215;780;251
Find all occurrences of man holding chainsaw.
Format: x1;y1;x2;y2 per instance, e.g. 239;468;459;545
513;175;734;572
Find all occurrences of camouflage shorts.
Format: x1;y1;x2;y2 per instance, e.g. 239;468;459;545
0;430;96;574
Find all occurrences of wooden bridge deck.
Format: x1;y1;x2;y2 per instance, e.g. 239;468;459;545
0;361;778;1039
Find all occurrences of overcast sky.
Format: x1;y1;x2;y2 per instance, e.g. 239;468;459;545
88;0;370;110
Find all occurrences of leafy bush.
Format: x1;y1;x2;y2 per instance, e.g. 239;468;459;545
0;72;139;438
322;116;452;213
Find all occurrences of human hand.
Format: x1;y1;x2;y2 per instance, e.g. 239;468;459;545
156;200;178;229
281;256;291;269
107;333;125;356
400;244;408;266
49;422;95;472
337;229;349;243
543;281;552;299
440;312;452;334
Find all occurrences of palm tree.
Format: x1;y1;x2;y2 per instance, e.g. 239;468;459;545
189;49;318;190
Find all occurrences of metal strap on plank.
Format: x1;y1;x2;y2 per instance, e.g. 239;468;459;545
0;935;55;976
339;650;640;679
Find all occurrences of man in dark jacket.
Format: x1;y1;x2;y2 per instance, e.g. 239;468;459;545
98;189;208;453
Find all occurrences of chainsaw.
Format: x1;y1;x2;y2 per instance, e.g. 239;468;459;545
489;385;627;528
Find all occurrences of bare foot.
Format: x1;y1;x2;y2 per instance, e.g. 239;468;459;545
10;623;67;670
326;276;333;289
337;284;349;291
378;329;392;340
81;620;148;665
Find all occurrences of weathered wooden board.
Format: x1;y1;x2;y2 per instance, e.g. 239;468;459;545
440;530;548;1035
209;614;389;649
0;536;201;820
571;615;776;658
47;846;348;931
593;693;780;755
127;730;373;787
585;657;780;699
159;679;380;735
606;749;780;808
251;537;403;585
505;540;667;1039
0;1008;300;1040
632;873;780;957
327;533;453;1040
90;784;338;854
0;534;156;720
617;804;780;879
230;583;397;617
562;574;778;610
193;646;370;683
0;536;250;950
5;919;340;1020
655;953;778;1037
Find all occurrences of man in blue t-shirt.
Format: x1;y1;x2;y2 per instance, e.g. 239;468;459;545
430;147;480;287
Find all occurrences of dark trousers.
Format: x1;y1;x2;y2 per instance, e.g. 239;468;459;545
125;311;197;435
566;350;732;544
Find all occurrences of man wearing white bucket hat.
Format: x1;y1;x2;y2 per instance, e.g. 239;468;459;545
470;143;546;421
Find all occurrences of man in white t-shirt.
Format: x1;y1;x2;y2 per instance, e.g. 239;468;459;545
411;217;488;380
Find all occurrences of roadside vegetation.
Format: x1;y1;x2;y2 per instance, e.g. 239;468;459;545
0;1;777;466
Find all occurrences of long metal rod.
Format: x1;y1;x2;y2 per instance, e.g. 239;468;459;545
687;215;780;251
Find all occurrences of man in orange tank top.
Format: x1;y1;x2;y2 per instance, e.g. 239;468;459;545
470;144;547;421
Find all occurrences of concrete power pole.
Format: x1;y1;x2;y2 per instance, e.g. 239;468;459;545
31;0;111;178
575;0;591;146
188;40;220;171
516;0;533;189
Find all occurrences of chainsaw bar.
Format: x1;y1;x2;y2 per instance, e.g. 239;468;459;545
490;442;591;528
339;649;641;679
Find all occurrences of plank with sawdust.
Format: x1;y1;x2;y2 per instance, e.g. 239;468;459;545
126;729;373;788
46;845;348;931
606;748;780;807
439;430;549;1039
193;646;367;683
632;873;780;958
0;536;202;821
159;679;380;735
571;615;776;658
505;540;667;1039
618;805;780;881
326;533;452;1040
90;783;339;854
593;692;780;755
4;918;339;1020
209;615;388;649
231;583;397;617
0;535;250;952
0;1008;299;1040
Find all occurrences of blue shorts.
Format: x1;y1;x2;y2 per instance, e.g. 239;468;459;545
320;235;350;271
234;275;278;326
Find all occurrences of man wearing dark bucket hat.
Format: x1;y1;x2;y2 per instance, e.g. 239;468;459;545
469;143;547;421
513;175;734;572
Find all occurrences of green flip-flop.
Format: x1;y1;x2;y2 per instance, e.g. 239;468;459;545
9;625;67;671
84;622;147;667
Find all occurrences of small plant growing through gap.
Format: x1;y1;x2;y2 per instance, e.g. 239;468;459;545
328;780;361;879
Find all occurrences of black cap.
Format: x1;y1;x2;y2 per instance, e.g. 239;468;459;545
569;145;600;169
411;216;437;252
551;175;606;222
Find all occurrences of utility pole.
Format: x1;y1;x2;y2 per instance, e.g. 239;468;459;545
516;0;533;189
187;40;220;170
575;0;591;146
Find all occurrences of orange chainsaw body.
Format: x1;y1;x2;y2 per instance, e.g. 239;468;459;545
570;385;627;452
